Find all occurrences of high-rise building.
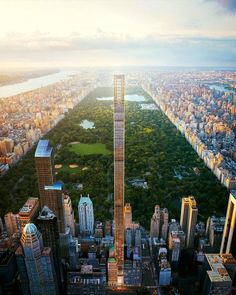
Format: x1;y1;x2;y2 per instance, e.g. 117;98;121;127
63;194;75;236
78;195;94;235
19;223;59;295
18;197;39;232
158;248;171;286
4;212;19;235
221;191;236;258
15;246;30;295
150;205;169;240
124;203;139;230
35;140;65;233
134;227;142;248
206;216;225;252
36;206;61;286
180;196;198;248
113;74;125;286
107;258;118;287
124;203;132;229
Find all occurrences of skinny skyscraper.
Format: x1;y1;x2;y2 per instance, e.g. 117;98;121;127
113;75;125;286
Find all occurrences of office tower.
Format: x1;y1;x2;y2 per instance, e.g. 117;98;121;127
36;206;61;285
105;220;112;236
221;191;236;258
150;205;169;240
202;254;232;295
78;195;94;235
4;212;19;235
124;203;132;229
18;197;39;232
59;226;72;259
113;74;125;286
19;223;59;295
15;247;31;295
68;238;77;269
206;216;225;252
168;232;184;264
125;228;132;248
94;221;103;240
158;248;171;286
180;196;198;248
35;140;65;233
108;258;118;287
124;203;139;230
135;227;142;247
63;194;75;236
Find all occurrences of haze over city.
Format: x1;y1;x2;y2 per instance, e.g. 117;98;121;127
0;0;236;68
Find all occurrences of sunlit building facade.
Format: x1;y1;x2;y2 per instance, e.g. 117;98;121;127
113;74;125;286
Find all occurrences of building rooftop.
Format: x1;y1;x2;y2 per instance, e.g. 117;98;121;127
19;197;39;215
44;181;62;191
205;254;232;283
23;223;38;235
38;206;56;220
79;195;93;206
35;139;52;158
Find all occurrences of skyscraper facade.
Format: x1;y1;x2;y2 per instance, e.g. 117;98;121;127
35;140;65;233
18;197;39;232
19;223;59;295
221;191;236;258
36;206;61;286
63;193;75;236
113;74;125;286
150;205;169;240
4;212;19;235
78;195;94;235
180;196;198;248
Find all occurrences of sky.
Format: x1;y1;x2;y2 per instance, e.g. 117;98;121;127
0;0;236;68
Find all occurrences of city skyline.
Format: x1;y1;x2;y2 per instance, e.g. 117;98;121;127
0;0;236;68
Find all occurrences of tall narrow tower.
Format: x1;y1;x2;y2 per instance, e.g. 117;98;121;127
180;196;198;248
35;140;65;233
114;75;125;286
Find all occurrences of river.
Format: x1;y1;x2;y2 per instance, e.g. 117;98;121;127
0;70;78;98
206;84;236;94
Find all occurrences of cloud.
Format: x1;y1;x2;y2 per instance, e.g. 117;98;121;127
0;31;235;67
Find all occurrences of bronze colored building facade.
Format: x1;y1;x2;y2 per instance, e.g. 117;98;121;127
113;75;125;286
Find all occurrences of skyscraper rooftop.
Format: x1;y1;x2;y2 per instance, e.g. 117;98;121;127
35;140;52;158
44;181;63;191
79;195;93;206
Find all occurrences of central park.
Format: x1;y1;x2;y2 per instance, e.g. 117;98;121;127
0;87;228;228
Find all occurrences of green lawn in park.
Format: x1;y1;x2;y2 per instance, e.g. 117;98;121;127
69;143;111;155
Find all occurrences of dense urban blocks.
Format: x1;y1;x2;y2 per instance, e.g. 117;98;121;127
0;87;228;228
